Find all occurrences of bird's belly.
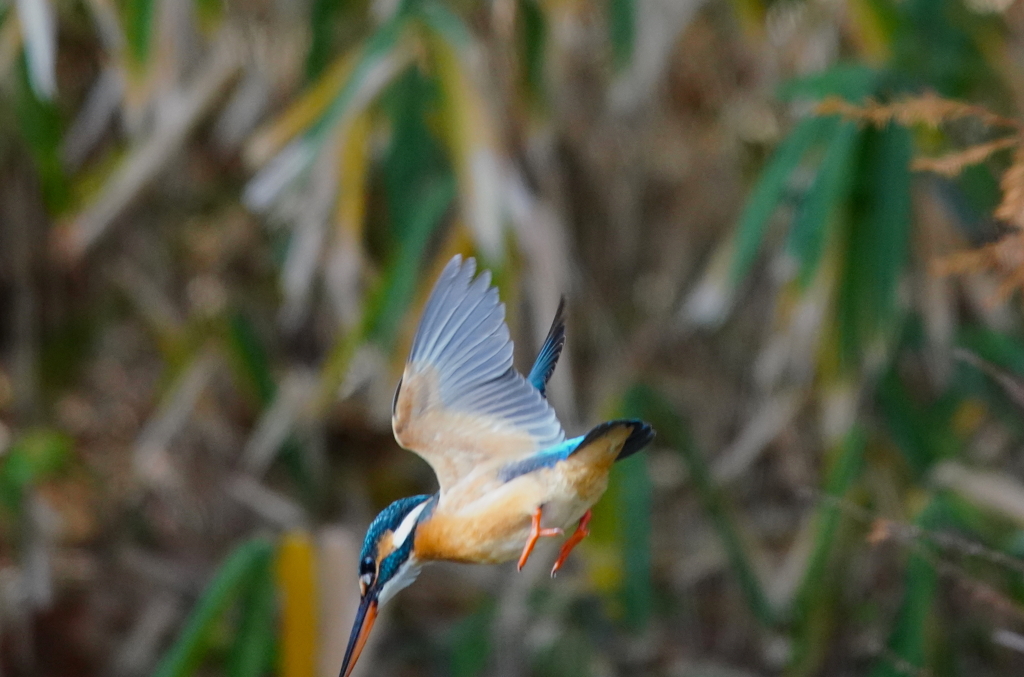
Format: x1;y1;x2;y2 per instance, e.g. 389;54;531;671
449;499;591;564
417;462;609;565
482;494;594;563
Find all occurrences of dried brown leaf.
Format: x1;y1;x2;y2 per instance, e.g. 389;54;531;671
933;232;1024;304
866;518;895;546
913;135;1020;177
816;93;1021;130
995;146;1024;228
55;34;243;261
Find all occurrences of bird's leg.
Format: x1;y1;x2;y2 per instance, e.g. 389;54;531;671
550;510;592;577
517;507;563;571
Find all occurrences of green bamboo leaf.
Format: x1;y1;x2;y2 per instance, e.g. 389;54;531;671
800;427;865;591
379;66;449;241
448;598;495;677
534;627;593;677
607;0;634;69
837;124;912;364
518;0;546;101
225;312;277;407
731;115;835;284
306;0;338;80
416;0;473;49
786;427;865;675
247;11;412;209
954;164;1002;234
227;552;277;677
956;326;1024;378
14;54;67;211
306;68;446;408
419;4;505;261
868;497;948;677
309;13;411;139
952;326;1024;433
777;64;879;102
624;385;777;627
305;0;370;80
610;454;652;632
616;388;654;632
121;0;156;66
787;121;862;287
315;171;454;411
868;549;937;677
152;539;274;677
877;367;957;479
939;486;1021;546
365;174;457;347
892;0;995;99
0;429;71;513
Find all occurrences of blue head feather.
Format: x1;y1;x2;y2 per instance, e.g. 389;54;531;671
359;494;435;597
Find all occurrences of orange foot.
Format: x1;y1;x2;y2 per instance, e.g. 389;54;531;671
517;507;564;571
550;510;592;577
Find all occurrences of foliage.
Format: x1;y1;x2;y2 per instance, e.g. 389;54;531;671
686;1;1024;675
4;0;1024;676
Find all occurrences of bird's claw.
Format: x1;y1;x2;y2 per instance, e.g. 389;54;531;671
517;507;563;571
550;510;592;577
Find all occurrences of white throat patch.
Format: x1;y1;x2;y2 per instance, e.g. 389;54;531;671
378;555;422;606
392;500;429;549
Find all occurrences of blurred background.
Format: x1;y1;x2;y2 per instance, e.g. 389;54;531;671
7;0;1024;675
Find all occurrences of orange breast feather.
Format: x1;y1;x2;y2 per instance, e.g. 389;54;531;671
414;427;631;565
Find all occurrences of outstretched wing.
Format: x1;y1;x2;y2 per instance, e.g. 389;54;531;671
392;256;565;494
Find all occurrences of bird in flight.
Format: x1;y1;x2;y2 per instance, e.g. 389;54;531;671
338;255;654;677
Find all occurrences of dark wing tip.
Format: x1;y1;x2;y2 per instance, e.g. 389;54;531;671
577;419;655;462
577;419;654;462
615;421;655;461
527;296;567;396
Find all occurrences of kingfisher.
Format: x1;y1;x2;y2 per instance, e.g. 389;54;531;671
338;255;654;677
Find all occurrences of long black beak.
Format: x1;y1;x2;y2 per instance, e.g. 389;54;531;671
338;593;379;677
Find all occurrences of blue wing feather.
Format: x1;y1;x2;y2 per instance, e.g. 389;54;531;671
405;255;564;450
527;297;566;397
496;419;655;483
495;436;583;482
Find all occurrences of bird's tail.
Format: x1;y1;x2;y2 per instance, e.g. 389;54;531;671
572;419;655;465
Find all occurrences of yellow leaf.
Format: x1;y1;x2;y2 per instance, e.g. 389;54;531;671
277;531;319;677
326;110;373;330
728;0;766;37
246;51;358;170
848;0;891;63
428;34;505;262
335;112;372;241
951;399;987;437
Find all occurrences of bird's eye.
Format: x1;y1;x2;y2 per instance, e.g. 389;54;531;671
359;556;375;576
359;556;376;592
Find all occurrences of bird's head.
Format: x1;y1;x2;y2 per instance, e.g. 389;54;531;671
339;494;434;677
